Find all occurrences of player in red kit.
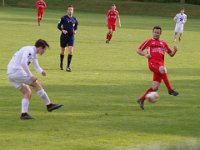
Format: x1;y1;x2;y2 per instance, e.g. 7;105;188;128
105;4;121;43
136;26;179;110
36;0;47;26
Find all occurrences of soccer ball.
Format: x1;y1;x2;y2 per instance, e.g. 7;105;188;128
146;92;159;103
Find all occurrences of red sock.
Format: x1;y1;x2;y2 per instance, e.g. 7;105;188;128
140;88;154;102
38;18;40;25
162;73;172;92
108;33;113;41
106;33;110;40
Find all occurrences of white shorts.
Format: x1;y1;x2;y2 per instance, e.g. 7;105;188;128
7;69;33;89
175;24;184;33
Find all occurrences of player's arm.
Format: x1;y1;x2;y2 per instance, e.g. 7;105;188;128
21;52;33;77
74;19;78;34
57;17;68;34
137;40;151;58
43;2;47;9
32;58;46;76
137;48;150;58
36;2;39;9
183;15;187;24
165;42;178;57
173;15;177;23
169;46;178;57
117;14;121;27
106;10;109;25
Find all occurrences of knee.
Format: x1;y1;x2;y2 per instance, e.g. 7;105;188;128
152;86;159;91
159;66;167;74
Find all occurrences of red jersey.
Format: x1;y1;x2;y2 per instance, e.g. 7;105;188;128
107;9;119;25
139;39;172;63
36;1;46;10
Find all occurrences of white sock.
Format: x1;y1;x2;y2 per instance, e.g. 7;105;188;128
36;89;51;105
174;35;176;40
22;98;29;113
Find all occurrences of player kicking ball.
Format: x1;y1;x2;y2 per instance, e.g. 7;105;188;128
7;39;63;120
36;0;47;26
173;8;187;42
105;4;121;43
136;26;179;110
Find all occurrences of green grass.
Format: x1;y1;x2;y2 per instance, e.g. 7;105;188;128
3;0;200;18
0;6;200;150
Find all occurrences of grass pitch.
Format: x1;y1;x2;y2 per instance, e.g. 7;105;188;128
0;6;200;150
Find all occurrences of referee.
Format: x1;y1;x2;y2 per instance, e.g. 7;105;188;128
57;5;78;72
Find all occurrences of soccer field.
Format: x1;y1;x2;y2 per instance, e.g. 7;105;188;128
0;6;200;150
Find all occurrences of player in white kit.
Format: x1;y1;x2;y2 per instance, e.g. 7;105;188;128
173;8;187;42
7;39;63;120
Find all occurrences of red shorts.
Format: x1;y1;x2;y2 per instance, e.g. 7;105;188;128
108;23;116;31
38;9;44;16
148;61;164;83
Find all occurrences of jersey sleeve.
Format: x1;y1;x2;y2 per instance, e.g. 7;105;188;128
21;50;33;77
164;42;172;54
36;1;39;9
174;14;178;21
138;39;150;51
107;10;110;17
43;2;47;8
32;58;43;74
57;17;63;31
74;18;78;31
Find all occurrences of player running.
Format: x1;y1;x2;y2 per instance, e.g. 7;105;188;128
173;8;187;42
36;0;47;26
136;26;179;110
105;4;121;43
7;39;63;120
57;5;78;72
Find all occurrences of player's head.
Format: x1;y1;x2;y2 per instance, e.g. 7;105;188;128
35;39;49;55
67;5;74;17
152;26;162;40
180;7;185;14
111;4;116;10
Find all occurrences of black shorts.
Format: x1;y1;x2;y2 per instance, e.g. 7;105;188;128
60;34;74;48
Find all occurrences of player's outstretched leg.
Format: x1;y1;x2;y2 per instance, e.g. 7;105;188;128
31;80;63;112
20;85;34;120
137;80;160;110
137;88;154;110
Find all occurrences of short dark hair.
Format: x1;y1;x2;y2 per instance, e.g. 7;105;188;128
153;26;162;34
180;7;185;10
35;39;49;49
112;4;116;6
68;5;73;8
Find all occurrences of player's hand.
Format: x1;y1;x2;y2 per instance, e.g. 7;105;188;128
62;30;68;34
41;71;47;76
145;54;151;59
73;31;77;35
174;46;178;51
31;76;38;82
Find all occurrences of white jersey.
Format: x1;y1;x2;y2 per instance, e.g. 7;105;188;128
174;13;187;26
7;46;43;77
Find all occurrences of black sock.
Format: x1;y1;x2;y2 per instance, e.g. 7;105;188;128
67;54;73;68
60;54;64;66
